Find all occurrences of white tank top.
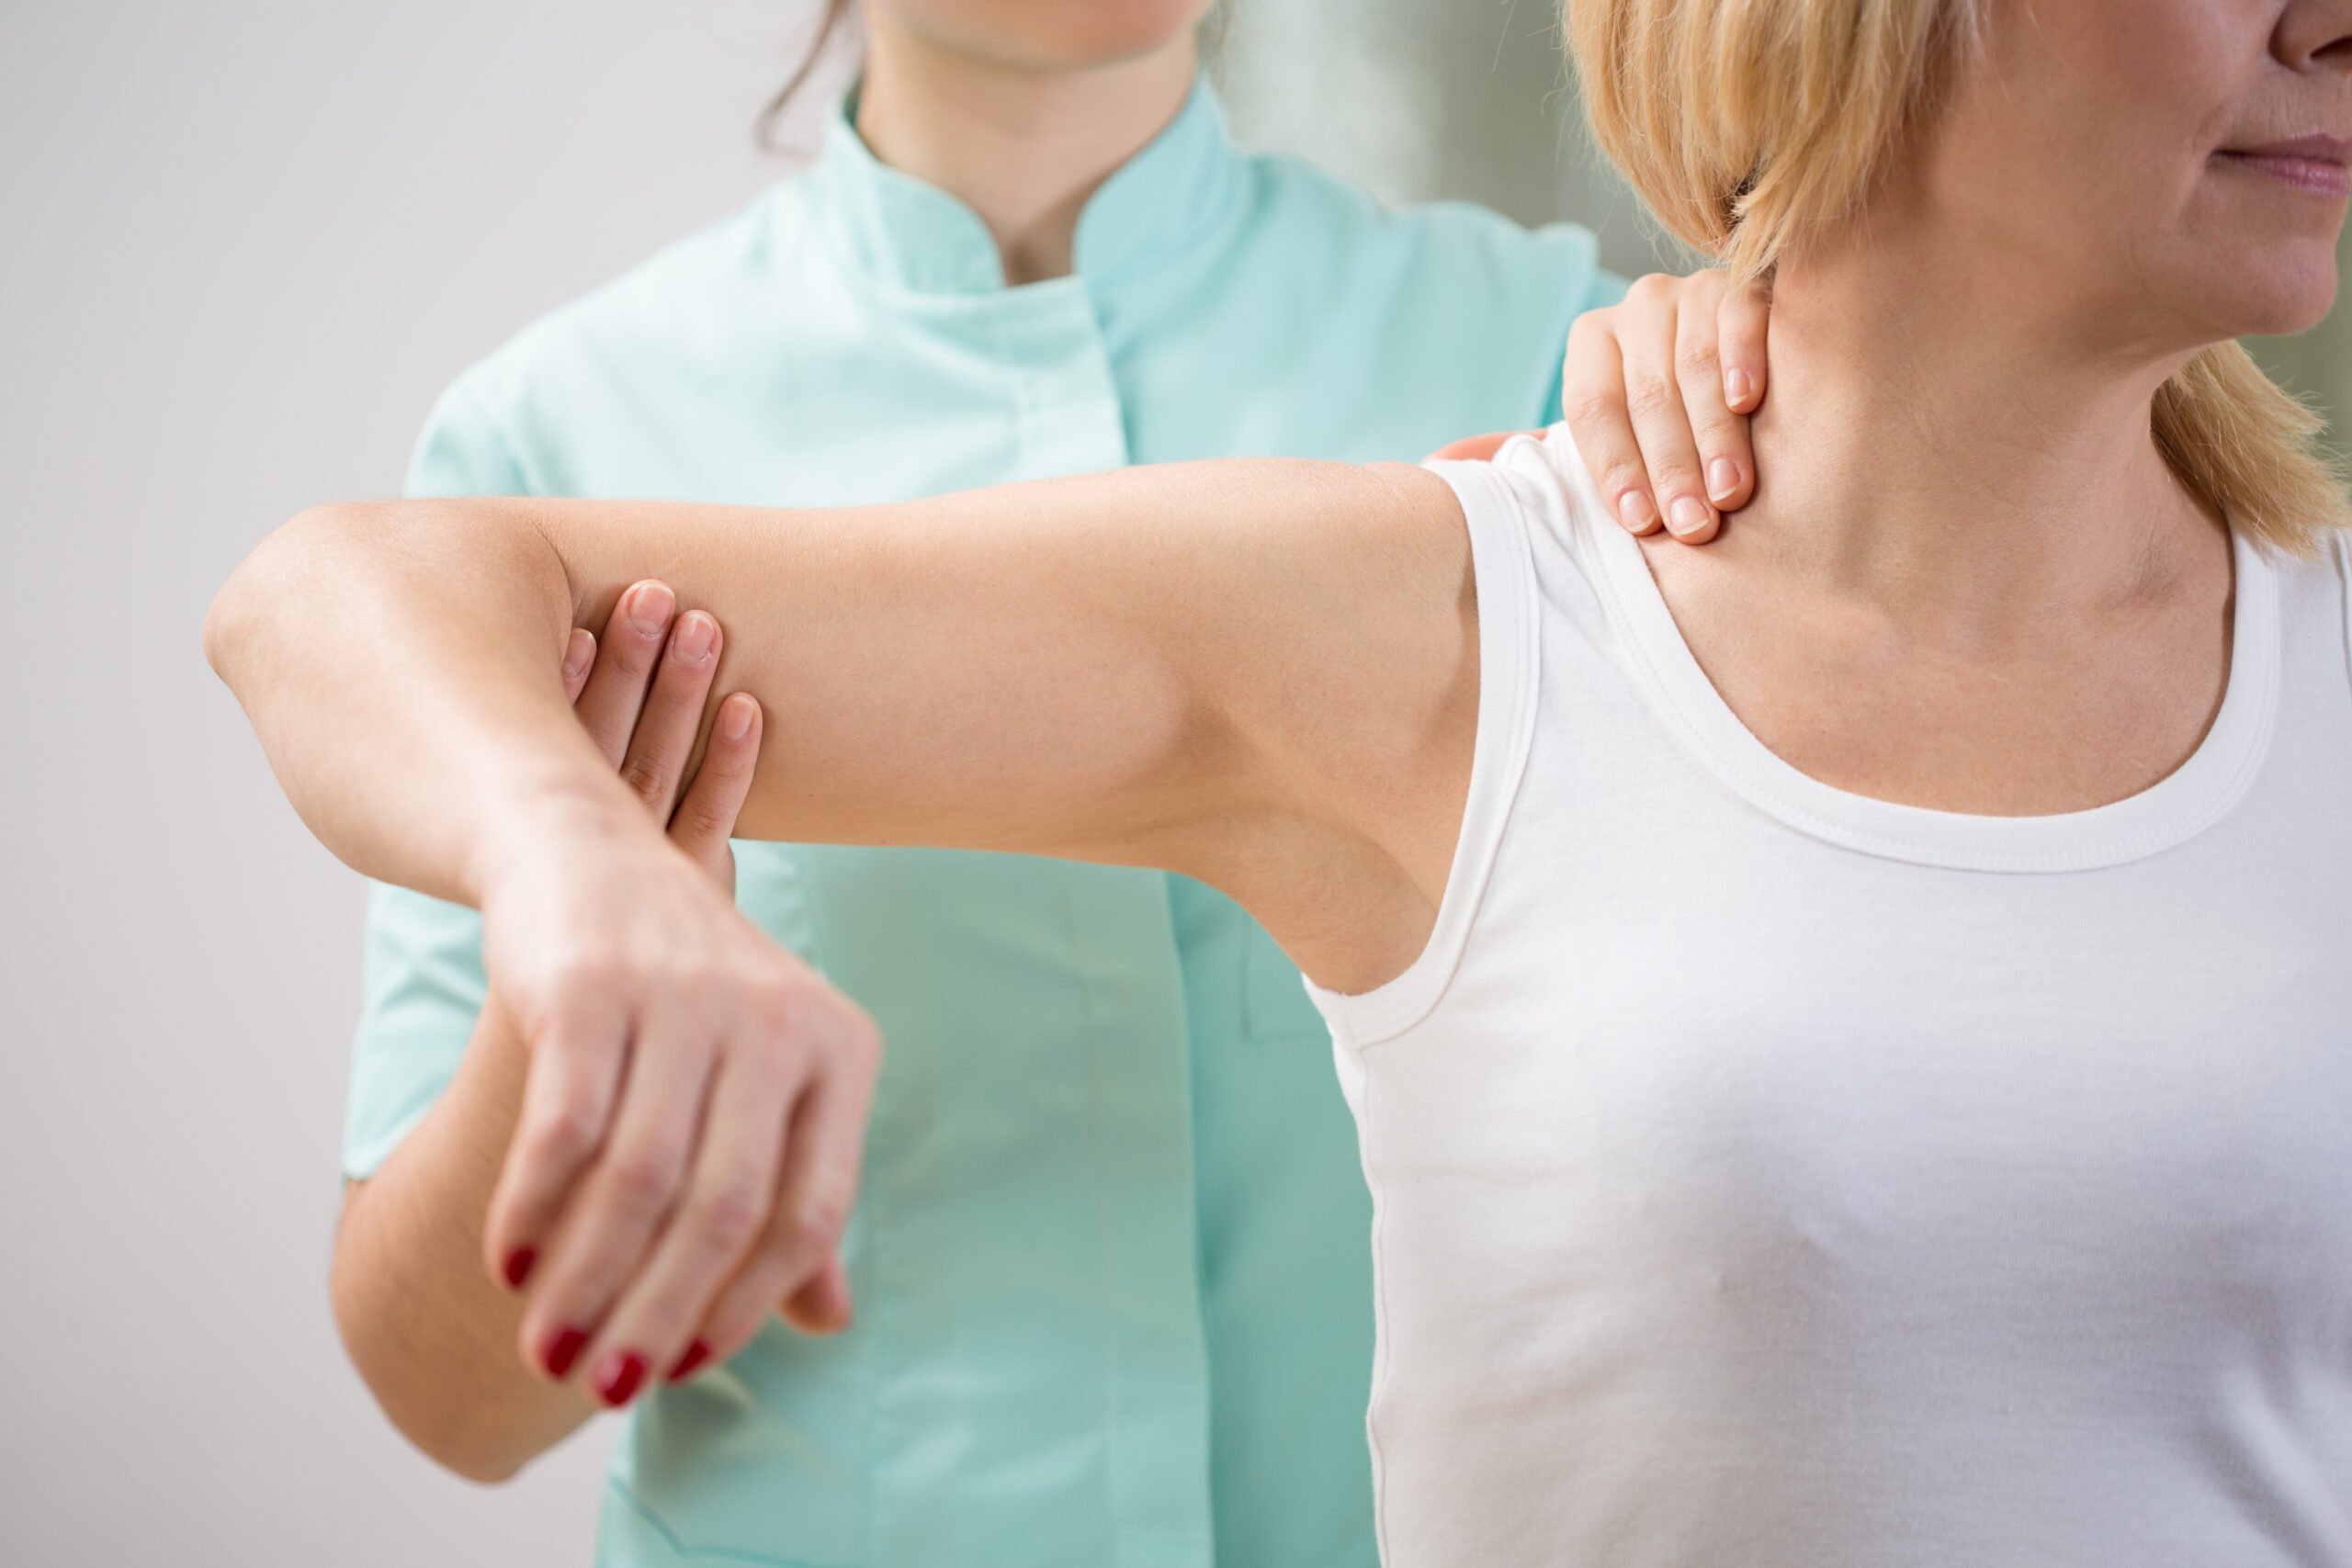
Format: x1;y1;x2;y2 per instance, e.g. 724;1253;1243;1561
1305;428;2352;1566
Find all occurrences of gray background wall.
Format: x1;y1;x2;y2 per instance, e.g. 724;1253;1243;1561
2;4;2344;1564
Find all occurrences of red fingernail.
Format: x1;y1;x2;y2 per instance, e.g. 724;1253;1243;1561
667;1340;712;1382
594;1351;649;1407
502;1247;537;1290
543;1325;589;1380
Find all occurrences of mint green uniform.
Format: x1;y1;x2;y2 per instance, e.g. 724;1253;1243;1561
348;82;1623;1567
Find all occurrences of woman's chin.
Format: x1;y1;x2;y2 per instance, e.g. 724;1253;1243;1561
2196;252;2342;342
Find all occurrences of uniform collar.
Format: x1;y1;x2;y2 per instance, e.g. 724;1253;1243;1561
809;76;1245;296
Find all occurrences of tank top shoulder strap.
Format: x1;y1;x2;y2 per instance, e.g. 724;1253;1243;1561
1305;435;1579;1047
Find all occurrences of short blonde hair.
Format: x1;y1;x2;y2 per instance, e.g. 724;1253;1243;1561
1565;0;2348;555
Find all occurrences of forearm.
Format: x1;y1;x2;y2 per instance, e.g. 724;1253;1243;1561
331;1001;594;1482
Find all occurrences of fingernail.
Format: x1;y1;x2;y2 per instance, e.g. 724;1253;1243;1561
1725;367;1755;408
1707;457;1741;502
627;582;674;637
561;633;593;683
594;1351;649;1407
1615;490;1657;532
667;1340;713;1382
501;1247;537;1291
718;696;753;742
544;1325;590;1379
1669;496;1713;536
672;613;715;664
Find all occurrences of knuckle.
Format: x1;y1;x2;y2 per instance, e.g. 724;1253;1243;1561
1626;271;1675;308
750;974;814;1040
548;944;630;1004
529;1101;602;1164
1674;343;1722;386
617;753;670;802
669;957;728;1003
1655;461;1704;496
837;1008;884;1072
799;1174;855;1241
1594;458;1650;499
1692;411;1744;449
1623;376;1679;419
692;1177;769;1251
610;1140;686;1208
673;795;734;844
781;1204;841;1258
1559;388;1624;432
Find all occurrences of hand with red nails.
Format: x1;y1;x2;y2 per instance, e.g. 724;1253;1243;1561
491;581;876;1411
326;586;869;1475
1430;268;1771;545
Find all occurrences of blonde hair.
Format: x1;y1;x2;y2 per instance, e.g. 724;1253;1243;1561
1565;0;2348;555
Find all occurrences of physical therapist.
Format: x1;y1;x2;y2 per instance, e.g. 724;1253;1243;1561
326;1;1768;1563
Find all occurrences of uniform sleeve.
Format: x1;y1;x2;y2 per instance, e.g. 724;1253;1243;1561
343;378;527;1179
1537;260;1633;428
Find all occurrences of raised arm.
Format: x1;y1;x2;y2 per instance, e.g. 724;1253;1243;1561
207;456;1476;1404
205;459;1469;937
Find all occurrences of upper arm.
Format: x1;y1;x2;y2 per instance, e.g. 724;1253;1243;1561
518;458;1478;973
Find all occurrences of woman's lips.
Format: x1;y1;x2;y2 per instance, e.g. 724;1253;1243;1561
2216;134;2352;198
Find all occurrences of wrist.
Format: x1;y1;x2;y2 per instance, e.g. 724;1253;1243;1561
463;756;652;912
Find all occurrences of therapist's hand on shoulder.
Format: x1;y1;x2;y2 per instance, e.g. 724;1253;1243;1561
488;585;873;1408
1431;268;1771;547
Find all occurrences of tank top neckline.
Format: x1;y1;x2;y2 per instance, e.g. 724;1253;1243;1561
1562;441;2283;874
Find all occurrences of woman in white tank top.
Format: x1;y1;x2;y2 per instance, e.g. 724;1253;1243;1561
210;0;2352;1562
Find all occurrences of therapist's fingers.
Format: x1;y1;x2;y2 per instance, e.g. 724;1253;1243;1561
561;629;596;705
516;999;718;1389
670;695;760;889
573;581;677;766
1560;312;1662;536
1671;276;1757;517
575;1031;799;1405
1614;275;1720;543
1718;276;1772;415
662;1256;850;1387
779;1255;854;1338
482;987;628;1302
683;1043;876;1377
617;612;724;821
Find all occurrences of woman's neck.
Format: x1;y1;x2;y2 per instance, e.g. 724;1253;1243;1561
1739;231;2227;647
854;17;1199;286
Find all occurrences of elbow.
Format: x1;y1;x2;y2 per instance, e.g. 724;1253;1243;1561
328;1263;532;1487
202;503;355;687
327;1204;539;1488
200;547;258;687
436;1442;531;1489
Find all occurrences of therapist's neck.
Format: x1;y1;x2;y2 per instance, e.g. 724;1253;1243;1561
1740;215;2223;643
854;17;1199;286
